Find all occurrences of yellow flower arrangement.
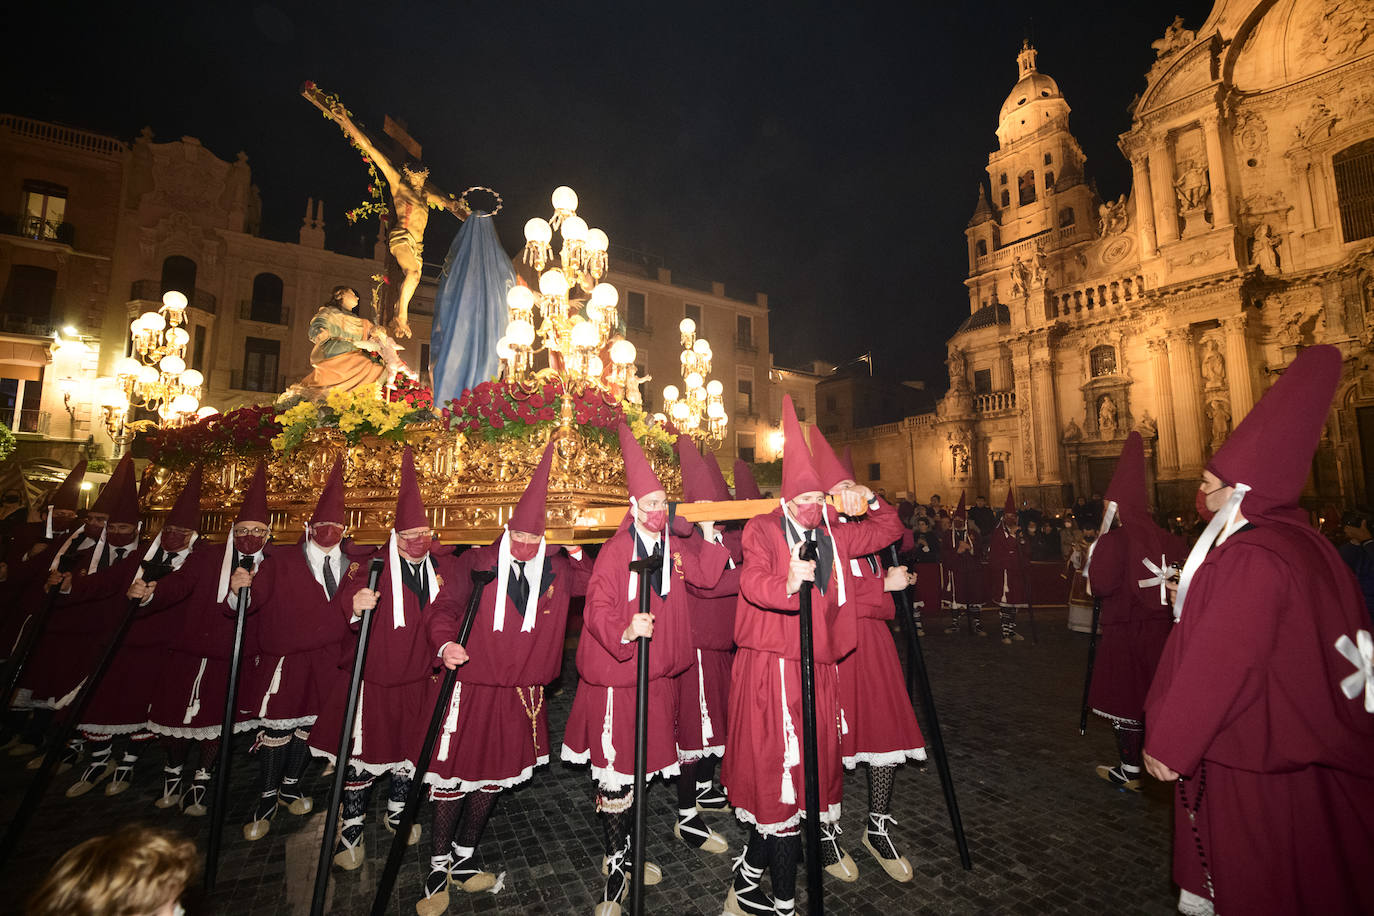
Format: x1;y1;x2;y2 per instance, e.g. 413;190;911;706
273;384;432;453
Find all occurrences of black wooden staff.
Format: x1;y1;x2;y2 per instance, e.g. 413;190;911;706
0;544;81;707
311;556;385;916
204;552;255;891
795;537;825;916
0;557;175;868
886;544;973;871
1078;595;1103;735
370;568;497;916
625;552;661;916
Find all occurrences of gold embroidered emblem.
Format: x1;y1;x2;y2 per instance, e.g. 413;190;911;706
435;574;444;588
347;562;360;578
672;552;684;577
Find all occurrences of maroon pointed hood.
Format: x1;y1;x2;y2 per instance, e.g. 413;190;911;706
676;435;729;502
1208;344;1342;525
47;460;87;512
780;394;822;500
235;459;269;524
953;490;967;521
395;447;428;530
310;457;347;526
509;438;556;534
106;455;141;526
617;422;664;501
733;460;762;500
808;425;851;491
165;465;203;530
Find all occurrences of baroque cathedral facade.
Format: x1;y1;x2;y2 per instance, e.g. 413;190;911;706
851;0;1374;517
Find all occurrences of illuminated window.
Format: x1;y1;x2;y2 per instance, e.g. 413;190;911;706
1334;138;1374;243
1090;345;1117;378
21;180;66;240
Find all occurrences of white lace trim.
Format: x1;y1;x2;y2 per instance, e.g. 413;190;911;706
678;745;725;762
305;746;417;777
559;745;680;790
842;747;927;769
731;801;841;837
145;721;259;739
1090;709;1143;726
421;755;549;793
255;715;317;730
1177;888;1214;916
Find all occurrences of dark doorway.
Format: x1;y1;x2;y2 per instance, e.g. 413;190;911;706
1088;457;1117;499
1358;406;1374;504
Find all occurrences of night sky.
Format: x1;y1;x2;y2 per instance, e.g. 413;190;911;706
4;1;1214;391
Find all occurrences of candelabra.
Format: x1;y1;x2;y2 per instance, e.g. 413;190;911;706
498;187;637;392
97;290;212;439
660;317;727;447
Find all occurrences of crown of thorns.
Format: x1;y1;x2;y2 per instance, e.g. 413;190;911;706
402;164;430;185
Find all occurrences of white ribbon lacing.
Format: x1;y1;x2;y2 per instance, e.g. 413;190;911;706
1335;629;1374;714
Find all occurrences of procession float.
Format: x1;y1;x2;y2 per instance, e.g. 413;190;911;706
133;85;735;544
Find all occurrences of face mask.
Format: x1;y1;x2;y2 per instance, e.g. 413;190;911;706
509;537;541;562
235;534;267;555
639;509;667;534
1195;488;1215;523
106;528;138;548
794;503;824;530
311;526;343;549
83;521;105;540
397;533;430;558
160;530;191;553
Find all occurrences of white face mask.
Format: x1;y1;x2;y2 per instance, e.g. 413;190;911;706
172;905;186;916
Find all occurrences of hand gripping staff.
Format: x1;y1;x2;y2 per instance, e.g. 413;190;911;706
311;557;385;916
885;544;973;871
204;551;256;890
795;536;826;915
0;555;177;869
370;568;497;916
624;550;662;916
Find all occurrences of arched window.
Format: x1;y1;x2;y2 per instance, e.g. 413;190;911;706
1045;170;1055;190
1090;345;1117;378
1000;189;1011;207
160;256;197;298
975;239;988;257
1059;207;1075;228
1018;170;1037;206
1334;138;1374;243
999;173;1007;186
250;272;283;323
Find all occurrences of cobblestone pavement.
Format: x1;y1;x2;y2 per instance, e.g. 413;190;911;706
0;606;1179;915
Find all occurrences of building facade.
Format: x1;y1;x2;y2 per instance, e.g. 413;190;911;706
841;0;1374;516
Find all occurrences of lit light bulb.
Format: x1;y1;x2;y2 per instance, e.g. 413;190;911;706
161;290;188;312
590;283;619;308
587;355;604;377
551;186;578;213
167;327;190;347
196;406;219;418
140;311;166;331
663;385;680;402
539;270;569;297
506;285;535;312
159;354;186;376
506;319;536;348
609;339;636;366
693;339;710;355
684;371;703;390
115;357;141;378
496;336;514;359
170;393;198;415
706;379;723;396
679;317;696;336
136;365;160;385
523;218;552;243
585;228;609;252
179;369;203;388
570;319;599;349
560;216;588;243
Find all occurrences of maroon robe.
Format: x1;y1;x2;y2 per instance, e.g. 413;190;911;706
20;546;145;709
424;541;590;792
986;526;1029;606
242;539;372;730
837;543;925;767
940;528;979;609
1145;525;1374;914
560;523;728;788
1086;522;1184;723
676;526;742;760
144;544;267;739
308;550;462;773
80;542;200;734
721;500;902;835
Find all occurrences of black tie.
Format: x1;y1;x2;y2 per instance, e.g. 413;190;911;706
404;561;429;605
510;560;530;608
636;537;665;597
113;547;126;563
322;555;337;600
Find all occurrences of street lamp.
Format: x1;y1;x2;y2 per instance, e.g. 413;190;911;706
662;318;727;447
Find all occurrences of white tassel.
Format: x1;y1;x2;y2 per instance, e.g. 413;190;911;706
257;657;285;717
778;658;799;805
437;682;462;761
352;682;365;755
183;657;208;724
697;650;714;742
600;690;616;769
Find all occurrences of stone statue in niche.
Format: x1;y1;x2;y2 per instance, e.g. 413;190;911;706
1063;417;1082;442
1252;223;1281;274
1136;411;1158;438
1174;160;1211;211
946;346;968;392
1206;395;1232;448
1010;257;1029;298
1151;15;1196;59
1098;395;1119;440
1294;99;1337;145
1200;338;1226;390
1031;242;1049;288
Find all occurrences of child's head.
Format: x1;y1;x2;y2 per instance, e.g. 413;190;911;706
27;824;197;916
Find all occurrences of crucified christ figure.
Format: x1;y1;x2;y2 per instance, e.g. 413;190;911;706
307;90;468;338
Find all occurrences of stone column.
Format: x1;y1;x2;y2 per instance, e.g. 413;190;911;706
1166;327;1205;470
1146;337;1179;472
1031;355;1061;482
1148;142;1179;244
1130;153;1158;255
1222;313;1255;423
1202;115;1232;227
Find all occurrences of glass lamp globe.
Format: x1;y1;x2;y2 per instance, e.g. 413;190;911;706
707;401;726;419
196;406;219;419
560;216;588;243
609;339;636;365
652;412;667;425
551;186;578;212
170;393;199;415
706;379;724;396
506;285;535;312
159;354;186;376
523;218;552;243
167;327;190;347
570;320;599;349
161;290;189;312
539;270;569;297
679;317;695;336
585;228;609;252
663;385;680;403
140;311;166;331
587;355;604;377
136;365;160;385
115;356;141;378
693;339;711;355
495;336;514;359
506;319;536;348
590;283;619;308
684;371;703;390
179;369;204;388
